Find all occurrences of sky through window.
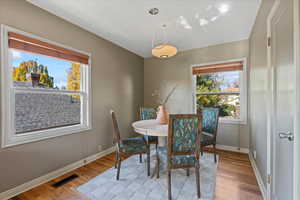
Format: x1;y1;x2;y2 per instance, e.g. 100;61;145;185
12;50;72;89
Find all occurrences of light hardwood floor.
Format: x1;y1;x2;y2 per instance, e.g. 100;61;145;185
10;149;262;200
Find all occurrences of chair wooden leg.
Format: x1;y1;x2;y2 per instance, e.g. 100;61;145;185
156;153;160;179
147;151;150;176
201;146;203;156
213;144;217;163
186;168;190;176
116;156;122;180
195;163;201;199
139;153;142;163
167;169;172;200
114;151;118;169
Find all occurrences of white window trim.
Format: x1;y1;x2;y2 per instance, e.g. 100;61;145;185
191;58;248;125
1;24;92;148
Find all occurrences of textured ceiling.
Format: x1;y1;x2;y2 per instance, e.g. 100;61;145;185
28;0;260;57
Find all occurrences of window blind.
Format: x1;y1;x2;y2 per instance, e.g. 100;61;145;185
8;32;89;65
192;61;243;75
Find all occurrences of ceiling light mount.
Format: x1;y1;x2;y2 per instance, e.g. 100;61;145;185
149;8;159;16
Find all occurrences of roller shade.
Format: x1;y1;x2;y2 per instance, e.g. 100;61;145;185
8;32;89;65
192;61;243;75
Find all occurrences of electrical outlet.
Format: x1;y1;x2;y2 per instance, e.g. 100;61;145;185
253;150;257;160
98;145;102;152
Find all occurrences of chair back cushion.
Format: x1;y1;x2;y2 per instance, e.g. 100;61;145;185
202;108;219;136
140;107;157;120
169;114;201;154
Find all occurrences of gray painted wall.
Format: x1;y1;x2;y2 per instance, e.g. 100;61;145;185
0;0;144;193
249;0;275;188
144;40;250;149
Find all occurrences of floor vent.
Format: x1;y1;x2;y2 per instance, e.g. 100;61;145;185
52;174;79;188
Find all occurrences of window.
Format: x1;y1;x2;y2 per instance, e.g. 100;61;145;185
192;59;247;124
1;25;91;147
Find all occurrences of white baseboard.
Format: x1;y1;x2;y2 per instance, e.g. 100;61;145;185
0;146;116;200
249;152;267;200
216;144;249;154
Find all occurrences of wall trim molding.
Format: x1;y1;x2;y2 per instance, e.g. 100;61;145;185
0;146;116;200
249;152;267;200
216;144;249;154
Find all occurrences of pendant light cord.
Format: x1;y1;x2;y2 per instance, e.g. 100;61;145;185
152;24;168;49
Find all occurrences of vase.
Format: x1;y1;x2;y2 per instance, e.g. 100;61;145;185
156;105;168;124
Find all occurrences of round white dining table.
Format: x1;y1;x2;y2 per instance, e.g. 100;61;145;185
132;119;168;147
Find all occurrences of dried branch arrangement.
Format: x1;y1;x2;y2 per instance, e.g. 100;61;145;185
152;84;177;106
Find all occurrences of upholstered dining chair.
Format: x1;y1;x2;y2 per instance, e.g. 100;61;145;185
140;107;158;148
110;110;150;180
200;107;220;163
156;114;202;200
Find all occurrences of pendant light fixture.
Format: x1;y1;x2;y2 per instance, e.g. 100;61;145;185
149;8;178;59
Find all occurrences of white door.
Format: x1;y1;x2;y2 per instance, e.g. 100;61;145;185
270;0;295;199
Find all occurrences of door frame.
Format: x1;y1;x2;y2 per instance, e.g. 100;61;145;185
266;0;300;199
293;0;300;199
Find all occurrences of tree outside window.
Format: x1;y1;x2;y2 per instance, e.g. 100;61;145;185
196;71;240;119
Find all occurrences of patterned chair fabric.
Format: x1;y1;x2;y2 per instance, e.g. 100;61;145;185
172;118;199;153
120;137;148;153
202;108;219;136
140;107;157;120
140;107;158;144
200;107;220;163
172;155;197;166
158;117;200;167
157;147;197;166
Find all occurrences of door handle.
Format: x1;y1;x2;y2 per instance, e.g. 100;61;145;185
279;131;294;141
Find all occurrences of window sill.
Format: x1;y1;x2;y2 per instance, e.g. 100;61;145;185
1;124;92;148
219;118;247;125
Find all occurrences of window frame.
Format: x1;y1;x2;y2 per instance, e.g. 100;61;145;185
191;58;248;124
1;25;92;148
